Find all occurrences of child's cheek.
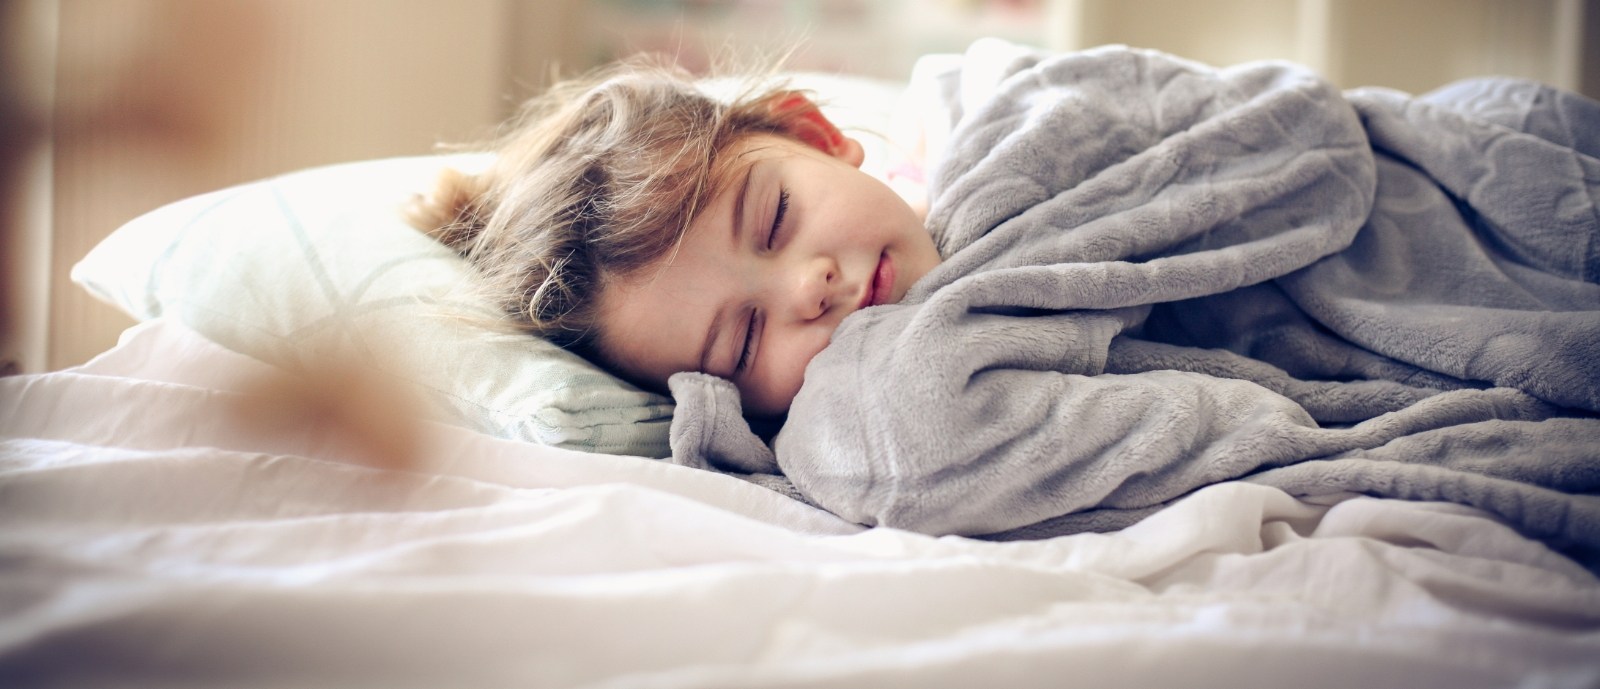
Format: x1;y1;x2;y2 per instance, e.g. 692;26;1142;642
775;326;833;401
887;167;929;222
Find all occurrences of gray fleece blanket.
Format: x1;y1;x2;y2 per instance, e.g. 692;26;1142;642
667;42;1600;564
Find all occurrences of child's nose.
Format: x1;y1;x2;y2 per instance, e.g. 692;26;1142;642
790;256;838;321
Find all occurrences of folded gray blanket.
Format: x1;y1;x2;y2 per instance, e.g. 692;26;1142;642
668;42;1600;565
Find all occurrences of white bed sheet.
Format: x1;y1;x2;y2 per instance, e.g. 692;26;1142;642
3;319;1598;688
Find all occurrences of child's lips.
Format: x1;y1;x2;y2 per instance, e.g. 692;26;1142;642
860;252;895;309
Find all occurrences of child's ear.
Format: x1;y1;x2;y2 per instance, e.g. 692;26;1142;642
767;91;865;168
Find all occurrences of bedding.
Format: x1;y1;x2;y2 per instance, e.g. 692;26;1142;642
670;41;1600;566
3;318;1599;687
12;43;1600;686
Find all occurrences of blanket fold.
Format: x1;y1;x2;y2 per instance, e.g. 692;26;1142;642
670;41;1600;565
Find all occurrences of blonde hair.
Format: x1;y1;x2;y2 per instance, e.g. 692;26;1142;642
407;55;817;371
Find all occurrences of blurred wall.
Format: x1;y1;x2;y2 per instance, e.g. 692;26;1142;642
518;0;1596;97
1056;0;1589;96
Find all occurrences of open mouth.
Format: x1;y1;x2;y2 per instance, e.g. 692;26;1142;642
860;252;895;309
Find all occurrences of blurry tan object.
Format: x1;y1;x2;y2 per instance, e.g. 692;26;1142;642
227;347;435;473
1;0;55;375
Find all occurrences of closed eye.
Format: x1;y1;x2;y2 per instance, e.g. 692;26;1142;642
766;187;789;249
734;310;760;374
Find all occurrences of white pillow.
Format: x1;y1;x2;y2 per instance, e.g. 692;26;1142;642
71;74;907;458
72;153;678;457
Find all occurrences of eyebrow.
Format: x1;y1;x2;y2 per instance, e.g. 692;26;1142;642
696;166;756;374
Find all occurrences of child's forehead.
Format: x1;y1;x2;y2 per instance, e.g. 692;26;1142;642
731;132;821;165
711;134;806;190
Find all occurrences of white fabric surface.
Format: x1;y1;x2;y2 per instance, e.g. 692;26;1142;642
3;319;1598;688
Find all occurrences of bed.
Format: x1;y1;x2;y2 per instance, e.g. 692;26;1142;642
4;54;1600;688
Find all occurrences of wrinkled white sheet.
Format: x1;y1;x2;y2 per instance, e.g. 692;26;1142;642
3;319;1598;688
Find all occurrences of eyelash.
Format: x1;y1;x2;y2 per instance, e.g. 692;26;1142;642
735;311;759;373
766;187;790;249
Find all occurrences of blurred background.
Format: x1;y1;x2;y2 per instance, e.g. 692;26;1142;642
4;0;1597;373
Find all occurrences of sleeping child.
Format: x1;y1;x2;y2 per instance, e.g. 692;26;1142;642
411;40;1600;568
408;55;943;418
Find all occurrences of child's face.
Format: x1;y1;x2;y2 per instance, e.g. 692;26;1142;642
598;133;941;417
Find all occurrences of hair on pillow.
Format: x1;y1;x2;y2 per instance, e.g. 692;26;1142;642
73;153;677;457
